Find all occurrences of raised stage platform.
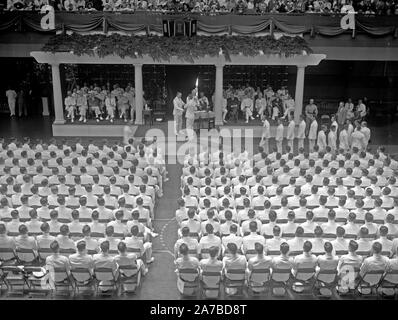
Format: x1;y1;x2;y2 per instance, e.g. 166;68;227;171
52;120;138;137
53;118;292;138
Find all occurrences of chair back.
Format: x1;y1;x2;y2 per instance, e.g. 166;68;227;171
0;247;15;261
179;268;199;282
271;268;291;283
383;269;398;284
16;247;36;263
201;271;221;289
52;267;69;283
249;268;270;285
38;248;53;260
118;264;138;278
95;267;116;282
91;232;105;238
71;267;92;283
317;269;338;284
59;248;76;257
225;268;246;281
295;267;316;282
362;269;385;286
335;250;348;257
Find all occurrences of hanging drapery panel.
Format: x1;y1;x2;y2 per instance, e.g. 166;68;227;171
0;12;397;37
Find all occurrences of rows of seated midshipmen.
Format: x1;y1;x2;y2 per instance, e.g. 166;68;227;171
0;137;166;189
174;145;398;262
0;193;157;264
174;239;398;296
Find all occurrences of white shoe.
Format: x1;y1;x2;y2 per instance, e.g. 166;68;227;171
96;118;100;122
71;119;74;123
147;257;155;264
124;119;127;122
100;116;103;120
151;232;159;238
143;268;148;276
110;119;113;123
105;116;109;120
251;116;255;120
79;117;83;122
164;177;169;182
245;120;249;123
83;119;87;123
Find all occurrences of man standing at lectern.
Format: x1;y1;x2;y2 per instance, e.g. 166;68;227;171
173;92;185;136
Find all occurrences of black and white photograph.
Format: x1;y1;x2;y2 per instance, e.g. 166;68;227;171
0;0;397;312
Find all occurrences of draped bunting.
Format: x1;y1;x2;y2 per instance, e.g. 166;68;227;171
0;11;397;37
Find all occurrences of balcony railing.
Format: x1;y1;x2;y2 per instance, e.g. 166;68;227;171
0;11;397;37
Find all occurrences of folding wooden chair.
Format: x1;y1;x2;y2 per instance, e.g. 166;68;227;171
59;248;76;258
70;267;95;296
37;248;53;264
0;248;17;265
200;270;222;299
378;269;398;298
290;267;316;295
1;265;28;295
313;269;338;298
118;265;140;294
50;267;73;296
24;266;50;296
223;268;246;297
178;268;200;297
247;268;270;296
94;267;119;296
355;269;385;298
15;248;39;266
270;268;292;297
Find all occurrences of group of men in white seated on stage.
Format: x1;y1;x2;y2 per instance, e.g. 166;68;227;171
224;84;294;124
64;82;145;123
173;143;398;296
0;136;167;292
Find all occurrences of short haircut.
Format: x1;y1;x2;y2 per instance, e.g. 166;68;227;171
255;242;264;254
303;240;312;253
324;242;333;254
76;240;86;252
100;240;110;252
280;242;289;255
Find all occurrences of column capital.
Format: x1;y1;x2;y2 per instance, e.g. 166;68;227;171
50;62;60;67
134;63;143;68
296;64;307;69
215;62;225;68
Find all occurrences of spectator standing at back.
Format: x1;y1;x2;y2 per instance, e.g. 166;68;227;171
17;88;27;118
305;99;318;135
6;86;17;117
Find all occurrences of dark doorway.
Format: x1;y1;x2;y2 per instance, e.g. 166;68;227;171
165;65;215;118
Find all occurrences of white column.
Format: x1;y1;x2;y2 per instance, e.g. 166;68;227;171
134;63;144;125
215;64;224;126
294;65;306;123
51;63;65;124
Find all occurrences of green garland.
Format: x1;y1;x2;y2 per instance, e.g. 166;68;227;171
42;34;313;63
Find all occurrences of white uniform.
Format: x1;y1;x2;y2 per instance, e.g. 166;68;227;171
6;89;17;116
296;120;306;150
275;124;284;154
287;120;295;151
260;119;271;154
328;130;337;152
339;129;349;151
317;130;327;152
308;120;318;152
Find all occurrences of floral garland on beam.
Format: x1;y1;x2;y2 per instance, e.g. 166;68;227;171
42;34;313;63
